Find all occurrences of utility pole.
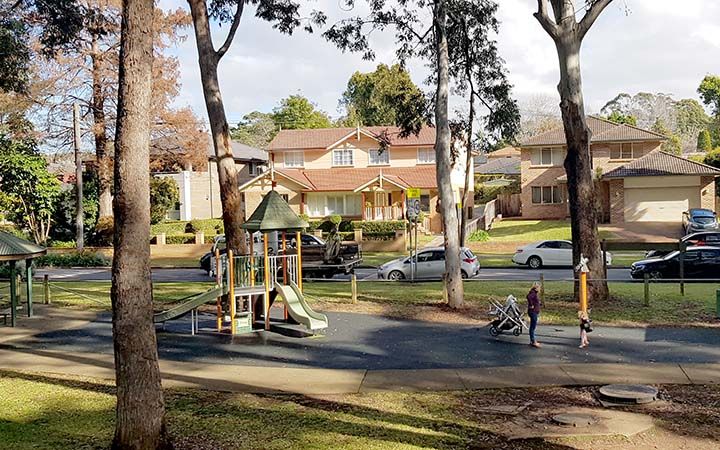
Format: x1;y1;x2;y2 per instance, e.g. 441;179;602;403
73;102;84;251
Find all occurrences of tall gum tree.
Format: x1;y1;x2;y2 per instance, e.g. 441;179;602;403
111;0;171;447
534;0;612;301
186;0;325;254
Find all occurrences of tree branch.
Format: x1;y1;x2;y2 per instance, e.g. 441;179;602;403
578;0;613;39
533;0;558;39
216;1;245;60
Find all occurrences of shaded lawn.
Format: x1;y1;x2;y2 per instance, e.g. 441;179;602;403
483;220;617;243
1;370;718;450
304;280;720;327
477;251;646;268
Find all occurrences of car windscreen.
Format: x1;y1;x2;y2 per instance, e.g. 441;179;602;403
693;216;716;224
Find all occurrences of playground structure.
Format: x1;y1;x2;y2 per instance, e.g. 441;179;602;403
153;190;329;336
0;232;46;327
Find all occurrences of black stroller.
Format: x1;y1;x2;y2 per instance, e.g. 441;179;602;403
488;295;527;337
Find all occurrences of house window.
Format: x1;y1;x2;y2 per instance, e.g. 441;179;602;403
420;194;430;212
610;143;639;160
332;148;354;166
306;193;362;217
418;148;436;164
284;151;304;168
531;186;564;204
248;162;264;176
531;147;565;166
368;149;389;165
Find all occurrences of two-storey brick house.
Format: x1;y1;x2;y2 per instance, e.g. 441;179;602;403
238;126;471;233
519;116;720;223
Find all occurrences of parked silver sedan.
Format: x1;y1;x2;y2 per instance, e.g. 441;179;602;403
377;247;480;280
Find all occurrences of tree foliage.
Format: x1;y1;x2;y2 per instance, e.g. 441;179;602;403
697;129;713;152
230;111;277;149
272;95;332;129
339;64;426;127
698;75;720;116
149;176;179;225
50;171;99;243
0;146;61;244
604;110;637;126
651;119;681;155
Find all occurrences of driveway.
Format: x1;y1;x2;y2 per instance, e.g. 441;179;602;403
603;221;683;242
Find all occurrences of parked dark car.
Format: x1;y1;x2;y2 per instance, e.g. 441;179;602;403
631;246;720;279
682;208;719;234
645;231;720;258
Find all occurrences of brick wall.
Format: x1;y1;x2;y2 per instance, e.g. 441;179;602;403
519;149;567;219
608;179;624;224
701;176;716;211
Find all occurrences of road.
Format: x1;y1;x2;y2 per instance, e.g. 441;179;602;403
36;266;635;282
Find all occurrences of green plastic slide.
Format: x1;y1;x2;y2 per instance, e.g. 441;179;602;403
275;282;328;331
154;285;224;323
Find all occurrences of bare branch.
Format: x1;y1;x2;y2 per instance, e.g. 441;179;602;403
216;2;245;60
578;0;613;39
533;0;558;39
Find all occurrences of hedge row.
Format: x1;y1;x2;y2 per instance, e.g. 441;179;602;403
350;220;406;233
35;252;110;268
150;219;224;236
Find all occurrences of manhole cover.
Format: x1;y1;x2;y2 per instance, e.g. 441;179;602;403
599;384;658;404
552;412;599;427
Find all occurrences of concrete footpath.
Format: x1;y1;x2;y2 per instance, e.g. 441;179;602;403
0;345;718;395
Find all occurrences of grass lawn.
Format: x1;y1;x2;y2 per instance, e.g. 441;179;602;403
476;251;646;268
305;280;720;327
362;252;405;267
1;370;718;450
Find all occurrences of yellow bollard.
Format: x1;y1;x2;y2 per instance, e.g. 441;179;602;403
351;273;358;304
579;271;588;314
228;249;235;335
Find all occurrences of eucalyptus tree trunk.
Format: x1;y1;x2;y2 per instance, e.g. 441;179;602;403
535;0;611;302
111;0;171;447
187;0;248;255
91;35;113;219
459;89;475;247
434;0;464;308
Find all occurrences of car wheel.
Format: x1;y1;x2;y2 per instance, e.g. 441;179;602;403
461;270;469;279
388;270;405;281
527;256;542;269
649;270;663;279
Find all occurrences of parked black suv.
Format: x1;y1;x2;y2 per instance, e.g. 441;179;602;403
631;246;720;279
645;231;720;259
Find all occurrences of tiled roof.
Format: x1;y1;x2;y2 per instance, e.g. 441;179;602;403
0;231;46;261
475;157;521;175
488;146;520;158
275;166;437;191
603;151;720;178
520;116;666;147
268;126;436;150
206;137;268;162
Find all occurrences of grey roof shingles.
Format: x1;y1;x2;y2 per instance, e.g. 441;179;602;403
206;137;269;162
475;157;521;175
520;116;666;147
603;151;720;178
268;126;436;151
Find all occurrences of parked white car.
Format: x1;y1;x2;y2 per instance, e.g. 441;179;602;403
512;240;612;269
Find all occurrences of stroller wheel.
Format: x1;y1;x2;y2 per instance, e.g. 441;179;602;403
489;326;500;337
513;327;522;337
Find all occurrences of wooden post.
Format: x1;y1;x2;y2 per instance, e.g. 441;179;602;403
579;271;588;314
679;245;685;296
249;236;255;287
296;230;303;293
643;273;650;307
9;261;17;327
215;249;222;331
361;192;366;220
25;259;32;317
228;249;235;335
263;233;271;331
44;274;50;305
539;273;545;303
282;232;288;321
351;273;358;304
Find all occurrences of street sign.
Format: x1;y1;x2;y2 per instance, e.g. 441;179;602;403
406;188;421;199
406;198;421;222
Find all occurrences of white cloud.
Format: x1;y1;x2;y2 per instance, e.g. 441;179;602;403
162;0;720;125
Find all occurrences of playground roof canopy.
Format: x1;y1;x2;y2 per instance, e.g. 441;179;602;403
0;231;47;262
241;190;308;232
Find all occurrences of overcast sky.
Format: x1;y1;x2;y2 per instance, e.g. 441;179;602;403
160;0;720;125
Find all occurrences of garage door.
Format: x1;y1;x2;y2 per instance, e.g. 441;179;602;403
624;187;700;222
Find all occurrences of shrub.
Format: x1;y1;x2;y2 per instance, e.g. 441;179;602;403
187;218;224;234
150;221;188;236
468;230;490;242
90;216;114;247
350;220;406;233
0;224;28;240
150;177;179;224
321;231;354;241
49;240;76;248
164;233;196;245
36;252;110;268
362;231;397;241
